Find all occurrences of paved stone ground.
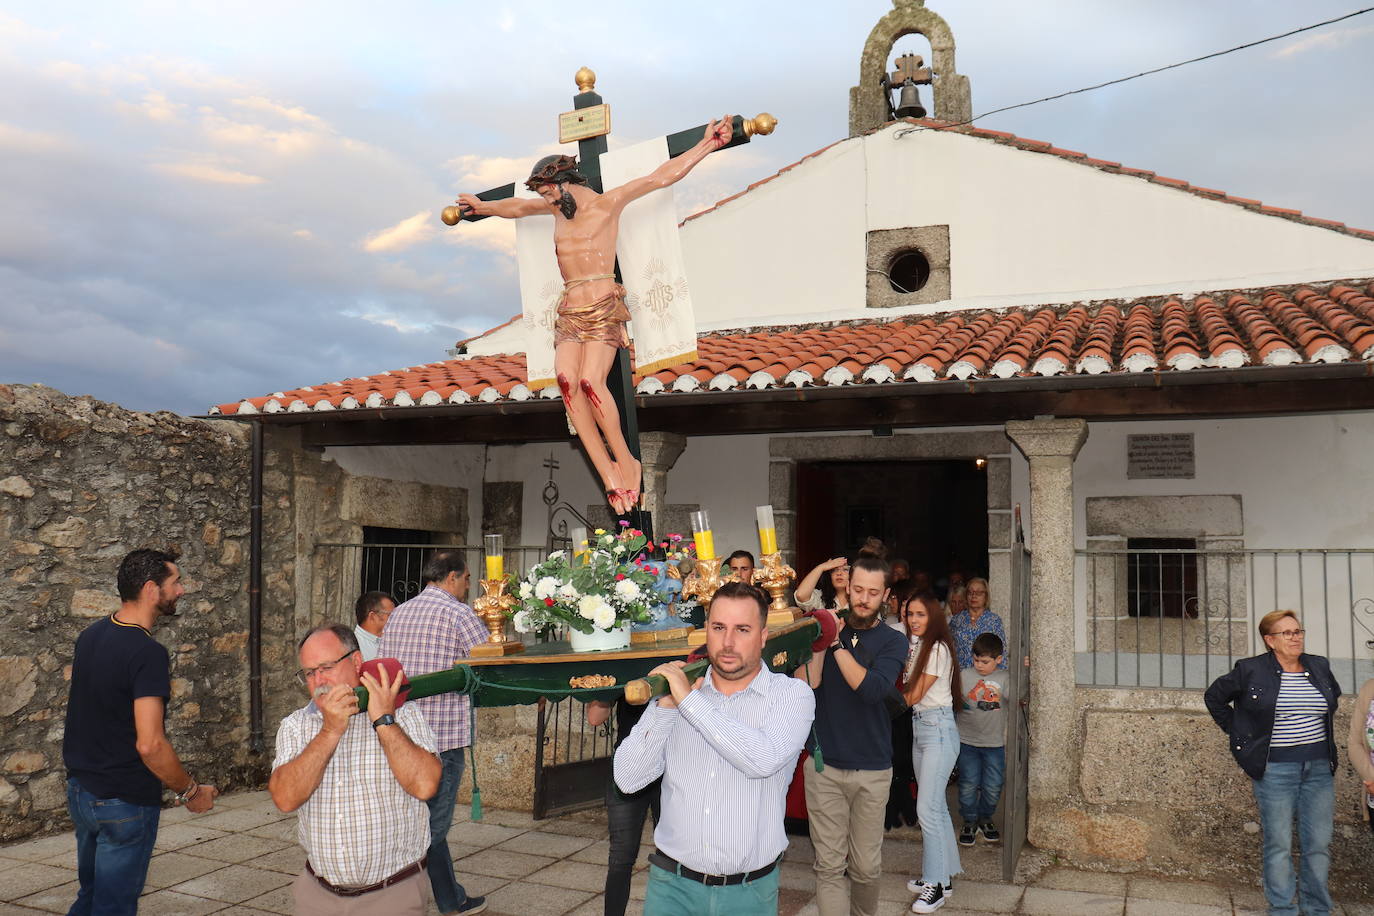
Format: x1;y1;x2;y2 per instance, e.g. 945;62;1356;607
2;789;1371;915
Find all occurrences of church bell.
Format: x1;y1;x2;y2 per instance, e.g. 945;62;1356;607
895;80;927;120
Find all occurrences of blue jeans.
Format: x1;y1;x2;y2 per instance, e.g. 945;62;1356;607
1252;760;1334;916
911;706;962;886
644;862;778;916
66;777;161;916
427;747;473;914
956;743;1005;824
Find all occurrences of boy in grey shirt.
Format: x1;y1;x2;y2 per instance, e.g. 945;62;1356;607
955;633;1007;845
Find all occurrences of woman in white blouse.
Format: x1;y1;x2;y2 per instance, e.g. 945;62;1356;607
900;593;963;914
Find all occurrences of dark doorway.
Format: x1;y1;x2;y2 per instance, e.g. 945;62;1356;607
360;526;434;605
795;459;989;585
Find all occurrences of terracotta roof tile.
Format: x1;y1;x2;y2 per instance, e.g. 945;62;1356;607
215;279;1374;414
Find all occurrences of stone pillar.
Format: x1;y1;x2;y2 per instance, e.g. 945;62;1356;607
638;432;687;524
1004;418;1088;838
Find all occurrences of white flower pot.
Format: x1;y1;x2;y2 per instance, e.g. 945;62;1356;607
569;624;631;652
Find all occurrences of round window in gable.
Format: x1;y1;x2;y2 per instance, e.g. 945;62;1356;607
888;249;930;294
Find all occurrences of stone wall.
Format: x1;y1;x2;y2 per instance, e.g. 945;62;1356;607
1034;687;1373;899
0;384;256;840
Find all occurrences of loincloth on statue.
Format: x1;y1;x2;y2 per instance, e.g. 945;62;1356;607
554;275;630;349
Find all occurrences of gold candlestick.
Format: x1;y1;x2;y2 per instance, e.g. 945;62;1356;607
469;578;524;657
684;558;728;647
752;551;798;628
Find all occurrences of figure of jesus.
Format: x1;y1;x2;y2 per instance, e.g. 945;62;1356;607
456;117;733;515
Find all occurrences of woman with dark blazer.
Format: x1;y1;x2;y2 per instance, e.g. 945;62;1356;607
1204;609;1341;916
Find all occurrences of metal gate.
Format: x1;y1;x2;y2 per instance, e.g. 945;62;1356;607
1001;506;1032;881
531;696;618;819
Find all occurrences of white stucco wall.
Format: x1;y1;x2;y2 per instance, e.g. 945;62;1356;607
1070;412;1374;675
323;443;487;542
1073;413;1374;551
465;124;1374;356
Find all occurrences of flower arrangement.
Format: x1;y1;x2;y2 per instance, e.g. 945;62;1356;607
509;526;658;636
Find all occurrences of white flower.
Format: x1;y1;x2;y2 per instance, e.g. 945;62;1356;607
578;594;604;620
558;582;580;601
614;579;641;601
512;610;533;633
613;544;626;555
592;606;616;630
535;577;559;600
547;550;565;561
518;581;533;600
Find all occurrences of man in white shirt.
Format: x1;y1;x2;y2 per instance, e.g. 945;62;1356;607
353;591;394;661
615;581;815;916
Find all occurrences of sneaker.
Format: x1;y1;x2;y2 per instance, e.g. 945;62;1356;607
906;878;953;897
910;881;945;913
958;823;977;846
979;821;1001;843
455;897;488;915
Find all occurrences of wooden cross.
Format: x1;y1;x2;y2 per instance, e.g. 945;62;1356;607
446;68;775;535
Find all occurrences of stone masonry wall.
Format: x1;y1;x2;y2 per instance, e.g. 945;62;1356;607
0;384;256;841
1035;687;1372;900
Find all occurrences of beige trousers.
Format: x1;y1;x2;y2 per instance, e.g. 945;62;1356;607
804;764;892;916
291;867;430;916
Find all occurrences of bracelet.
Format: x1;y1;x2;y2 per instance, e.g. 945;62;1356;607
175;779;199;805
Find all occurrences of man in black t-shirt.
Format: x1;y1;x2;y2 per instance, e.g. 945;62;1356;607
795;556;907;916
63;549;218;915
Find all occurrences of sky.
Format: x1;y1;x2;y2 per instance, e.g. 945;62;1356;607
1;1;1372;416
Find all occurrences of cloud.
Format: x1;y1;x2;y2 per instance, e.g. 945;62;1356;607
292;228;314;240
200;110;324;156
441;213;517;257
1271;25;1374;59
0;121;71;153
445;146;561;189
152;161;266;184
118;89;183;122
363;210;437;252
231;95;327;127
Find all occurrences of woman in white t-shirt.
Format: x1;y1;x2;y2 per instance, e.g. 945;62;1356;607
900;593;963;914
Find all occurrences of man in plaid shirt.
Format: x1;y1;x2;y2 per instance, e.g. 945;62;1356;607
270;624;440;914
379;550;489;915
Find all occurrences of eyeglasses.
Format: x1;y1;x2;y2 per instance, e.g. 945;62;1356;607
296;650;354;686
1266;629;1305;640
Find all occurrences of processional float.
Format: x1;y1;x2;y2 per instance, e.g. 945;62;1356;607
356;71;821;715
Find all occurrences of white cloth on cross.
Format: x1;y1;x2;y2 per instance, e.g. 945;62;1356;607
601;136;699;378
513;136;698;391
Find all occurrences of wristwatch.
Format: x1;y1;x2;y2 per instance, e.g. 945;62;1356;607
371;714;397;730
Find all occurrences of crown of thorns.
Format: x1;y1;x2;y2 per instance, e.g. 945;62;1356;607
525;154;587;190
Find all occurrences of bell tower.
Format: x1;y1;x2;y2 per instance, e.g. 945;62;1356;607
849;0;972;136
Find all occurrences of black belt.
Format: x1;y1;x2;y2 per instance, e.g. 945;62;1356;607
306;856;427;897
648;850;779;887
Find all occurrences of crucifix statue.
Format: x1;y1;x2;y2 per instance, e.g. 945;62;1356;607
444;68;775;519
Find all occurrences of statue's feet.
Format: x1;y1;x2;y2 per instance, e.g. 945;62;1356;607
605;488;628;516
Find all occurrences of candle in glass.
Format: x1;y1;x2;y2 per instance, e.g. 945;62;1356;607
756;505;778;555
689;510;716;560
570;526;588;564
483;534;504;580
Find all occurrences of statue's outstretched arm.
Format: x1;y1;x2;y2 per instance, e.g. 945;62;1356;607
456;193;550;219
604;115;733;211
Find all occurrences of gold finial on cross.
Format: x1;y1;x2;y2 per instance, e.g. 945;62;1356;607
575;67;597;93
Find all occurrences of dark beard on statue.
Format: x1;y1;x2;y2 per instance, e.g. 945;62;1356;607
559;190;577;220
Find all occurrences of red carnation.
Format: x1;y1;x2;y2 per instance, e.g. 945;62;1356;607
544;597;555;606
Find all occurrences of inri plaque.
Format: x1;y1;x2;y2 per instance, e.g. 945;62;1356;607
1127;433;1195;479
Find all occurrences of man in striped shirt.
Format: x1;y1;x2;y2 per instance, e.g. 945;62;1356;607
378;551;489;915
615;581;815;915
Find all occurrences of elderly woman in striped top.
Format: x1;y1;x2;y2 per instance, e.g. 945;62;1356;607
1205;610;1341;916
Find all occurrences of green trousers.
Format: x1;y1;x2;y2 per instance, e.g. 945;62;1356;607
643;862;779;916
